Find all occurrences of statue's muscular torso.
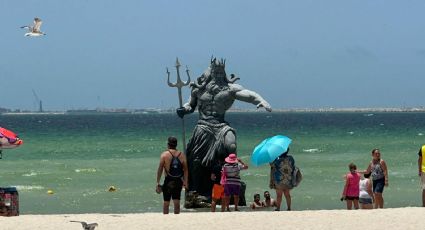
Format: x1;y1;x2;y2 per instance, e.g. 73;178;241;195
196;81;236;122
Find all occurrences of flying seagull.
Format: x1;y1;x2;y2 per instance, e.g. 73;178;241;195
20;17;46;36
70;221;98;230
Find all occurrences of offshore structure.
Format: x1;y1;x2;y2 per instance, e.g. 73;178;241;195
32;89;43;112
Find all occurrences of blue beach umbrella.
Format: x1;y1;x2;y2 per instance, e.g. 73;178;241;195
251;135;292;166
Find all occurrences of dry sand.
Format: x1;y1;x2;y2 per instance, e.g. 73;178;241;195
1;207;424;230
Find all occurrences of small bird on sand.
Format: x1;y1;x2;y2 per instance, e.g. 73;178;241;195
70;221;98;230
20;17;46;36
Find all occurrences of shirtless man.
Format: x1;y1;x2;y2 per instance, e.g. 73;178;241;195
156;136;188;214
262;190;278;208
250;193;265;210
177;57;272;199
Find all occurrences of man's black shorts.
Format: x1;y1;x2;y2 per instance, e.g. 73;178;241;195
162;176;183;202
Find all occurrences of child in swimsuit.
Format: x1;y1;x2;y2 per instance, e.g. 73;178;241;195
341;163;360;210
222;153;248;211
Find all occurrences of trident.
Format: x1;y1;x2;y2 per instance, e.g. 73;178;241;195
167;58;191;153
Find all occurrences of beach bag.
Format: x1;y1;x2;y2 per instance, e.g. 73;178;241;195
220;167;227;185
292;166;303;187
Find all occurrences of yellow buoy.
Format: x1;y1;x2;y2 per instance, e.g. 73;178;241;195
47;190;54;195
108;186;116;192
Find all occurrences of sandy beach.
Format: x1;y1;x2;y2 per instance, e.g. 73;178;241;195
0;207;423;230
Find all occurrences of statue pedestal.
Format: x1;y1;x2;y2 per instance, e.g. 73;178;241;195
184;182;246;209
184;191;210;209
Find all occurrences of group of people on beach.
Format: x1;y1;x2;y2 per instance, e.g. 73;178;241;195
156;136;300;214
249;191;278;210
156;136;425;214
209;148;300;212
341;148;389;210
341;146;424;210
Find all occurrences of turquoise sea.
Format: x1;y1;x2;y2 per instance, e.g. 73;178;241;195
0;112;423;214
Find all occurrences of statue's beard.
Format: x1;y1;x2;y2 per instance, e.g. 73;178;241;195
206;79;228;95
211;74;228;86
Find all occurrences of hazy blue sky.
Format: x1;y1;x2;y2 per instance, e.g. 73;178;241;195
1;0;424;110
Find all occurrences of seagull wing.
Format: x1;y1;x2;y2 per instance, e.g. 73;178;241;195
20;25;32;32
33;18;42;32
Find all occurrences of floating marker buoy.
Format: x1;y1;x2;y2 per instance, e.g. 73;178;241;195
108;186;116;192
47;190;54;195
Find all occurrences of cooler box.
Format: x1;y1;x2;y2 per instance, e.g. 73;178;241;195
0;187;19;216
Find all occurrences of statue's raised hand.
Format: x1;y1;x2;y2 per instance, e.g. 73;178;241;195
257;101;272;112
176;107;186;118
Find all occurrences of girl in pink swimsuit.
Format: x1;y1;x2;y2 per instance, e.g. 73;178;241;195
341;163;360;210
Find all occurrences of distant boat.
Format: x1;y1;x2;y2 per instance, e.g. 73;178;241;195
21;17;46;37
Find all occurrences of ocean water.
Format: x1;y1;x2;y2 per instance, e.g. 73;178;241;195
0;112;424;214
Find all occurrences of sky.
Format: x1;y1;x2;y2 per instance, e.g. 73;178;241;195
1;0;424;111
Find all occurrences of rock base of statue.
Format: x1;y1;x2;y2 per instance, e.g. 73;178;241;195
184;182;246;209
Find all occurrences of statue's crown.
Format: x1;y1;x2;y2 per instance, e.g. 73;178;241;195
210;57;225;70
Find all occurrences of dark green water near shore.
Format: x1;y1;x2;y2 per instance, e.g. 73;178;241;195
0;112;423;213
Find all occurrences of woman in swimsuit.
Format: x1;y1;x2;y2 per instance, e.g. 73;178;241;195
362;148;388;209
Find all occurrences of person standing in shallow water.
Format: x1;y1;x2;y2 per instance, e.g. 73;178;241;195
222;153;248;211
270;149;295;211
156;136;188;214
341;163;360;210
417;145;425;207
210;160;226;212
362;148;388;209
359;173;374;209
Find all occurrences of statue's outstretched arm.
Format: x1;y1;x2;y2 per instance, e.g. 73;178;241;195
233;84;272;112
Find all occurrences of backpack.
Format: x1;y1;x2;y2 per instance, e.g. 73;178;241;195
168;151;183;178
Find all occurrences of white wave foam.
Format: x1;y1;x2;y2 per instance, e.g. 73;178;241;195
22;171;38;177
75;168;97;173
13;185;44;190
253;173;268;177
303;148;320;153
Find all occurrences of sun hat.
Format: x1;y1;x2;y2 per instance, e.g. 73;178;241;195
225;153;238;164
